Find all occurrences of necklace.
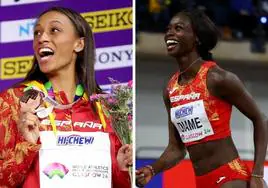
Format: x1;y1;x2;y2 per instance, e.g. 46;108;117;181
179;57;202;75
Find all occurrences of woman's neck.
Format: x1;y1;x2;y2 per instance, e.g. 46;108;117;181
48;71;77;103
176;53;202;80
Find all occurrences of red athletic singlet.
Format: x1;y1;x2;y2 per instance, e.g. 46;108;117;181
167;61;231;146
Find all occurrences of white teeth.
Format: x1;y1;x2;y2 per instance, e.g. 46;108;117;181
166;40;179;45
39;47;54;54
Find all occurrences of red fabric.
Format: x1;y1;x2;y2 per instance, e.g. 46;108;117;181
0;86;41;188
0;84;130;188
195;158;250;188
167;61;232;146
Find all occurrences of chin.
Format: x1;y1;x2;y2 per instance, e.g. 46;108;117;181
167;48;187;58
167;45;183;56
38;65;53;74
167;50;180;57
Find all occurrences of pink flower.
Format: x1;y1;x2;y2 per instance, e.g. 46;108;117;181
127;80;133;88
108;97;117;104
90;94;99;101
101;93;112;99
128;125;132;130
128;114;132;121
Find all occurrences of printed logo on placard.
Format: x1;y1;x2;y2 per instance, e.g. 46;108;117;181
57;134;95;146
71;164;109;179
175;106;193;118
43;162;69;179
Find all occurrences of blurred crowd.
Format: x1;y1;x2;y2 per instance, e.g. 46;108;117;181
137;0;268;40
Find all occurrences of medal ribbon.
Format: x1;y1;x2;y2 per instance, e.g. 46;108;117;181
23;81;106;134
95;101;107;130
24;81;86;135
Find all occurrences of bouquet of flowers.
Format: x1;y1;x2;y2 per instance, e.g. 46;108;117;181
90;78;133;180
90;78;132;145
101;78;132;145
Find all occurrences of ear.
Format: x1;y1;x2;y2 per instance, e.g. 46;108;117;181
74;37;85;53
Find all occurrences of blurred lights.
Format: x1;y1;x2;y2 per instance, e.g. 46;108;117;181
260;16;267;24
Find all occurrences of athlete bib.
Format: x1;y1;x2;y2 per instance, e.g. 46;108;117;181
170;100;214;143
39;131;112;188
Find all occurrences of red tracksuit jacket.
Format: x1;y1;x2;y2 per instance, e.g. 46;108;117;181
0;85;130;188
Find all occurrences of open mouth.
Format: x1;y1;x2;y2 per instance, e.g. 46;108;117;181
39;47;55;60
166;39;179;50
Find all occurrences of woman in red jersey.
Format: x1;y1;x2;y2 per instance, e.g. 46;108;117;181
136;9;268;188
0;7;132;188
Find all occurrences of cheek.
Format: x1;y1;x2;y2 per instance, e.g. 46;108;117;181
33;40;38;53
182;35;196;49
58;40;76;54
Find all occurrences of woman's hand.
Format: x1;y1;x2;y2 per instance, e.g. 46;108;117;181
117;144;132;171
18;90;42;144
136;166;154;187
249;177;268;188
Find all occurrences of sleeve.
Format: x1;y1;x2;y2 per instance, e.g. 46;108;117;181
110;133;131;188
0;88;41;187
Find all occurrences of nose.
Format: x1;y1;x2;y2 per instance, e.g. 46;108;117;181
165;28;175;40
37;31;49;44
166;26;176;36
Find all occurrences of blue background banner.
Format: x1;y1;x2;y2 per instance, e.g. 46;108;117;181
0;0;133;91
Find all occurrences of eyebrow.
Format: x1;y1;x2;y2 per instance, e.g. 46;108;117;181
34;20;63;28
168;22;185;28
169;20;185;25
176;22;186;26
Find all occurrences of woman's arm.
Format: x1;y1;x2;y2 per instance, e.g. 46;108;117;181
0;89;41;187
208;67;268;176
136;86;186;187
150;87;186;174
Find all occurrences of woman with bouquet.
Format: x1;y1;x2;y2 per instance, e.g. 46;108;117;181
0;7;132;188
